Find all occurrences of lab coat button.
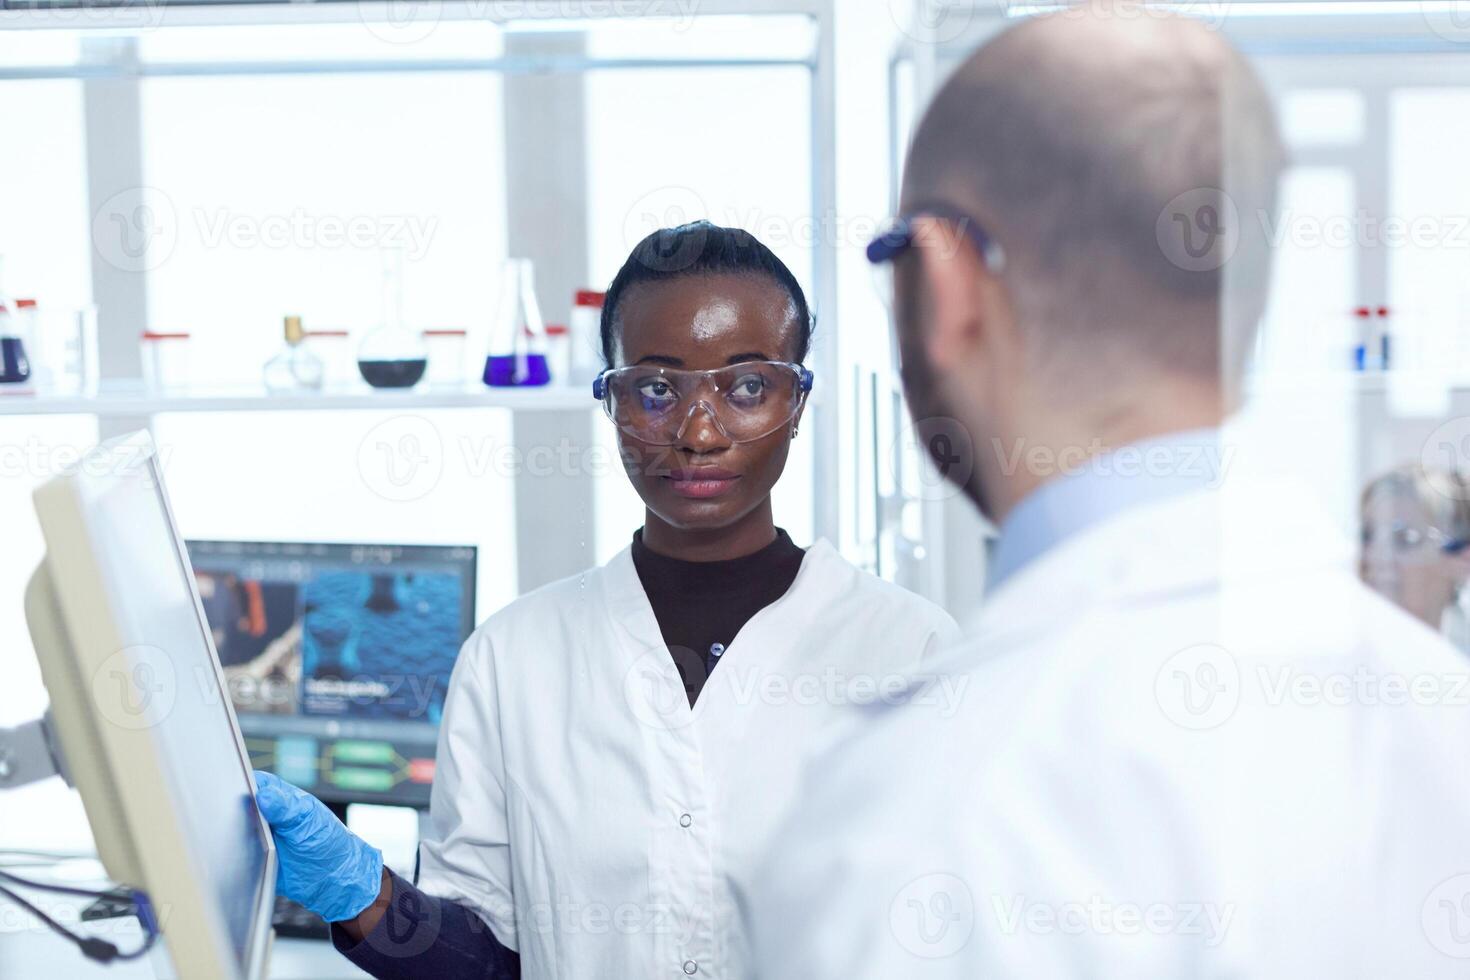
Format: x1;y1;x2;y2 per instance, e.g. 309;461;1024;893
709;643;725;657
683;960;698;975
679;813;692;828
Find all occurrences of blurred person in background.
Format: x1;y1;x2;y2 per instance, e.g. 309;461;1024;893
1361;464;1470;651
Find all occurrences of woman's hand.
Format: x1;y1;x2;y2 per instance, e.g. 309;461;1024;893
253;771;386;924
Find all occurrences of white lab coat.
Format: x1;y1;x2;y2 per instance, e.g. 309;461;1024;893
747;479;1470;978
417;538;958;979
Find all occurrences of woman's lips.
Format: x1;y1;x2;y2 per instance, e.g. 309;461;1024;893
664;468;741;499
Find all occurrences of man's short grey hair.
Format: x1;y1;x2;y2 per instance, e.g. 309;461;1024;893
904;11;1287;387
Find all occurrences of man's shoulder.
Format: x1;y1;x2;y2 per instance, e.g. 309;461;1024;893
823;568;1470;810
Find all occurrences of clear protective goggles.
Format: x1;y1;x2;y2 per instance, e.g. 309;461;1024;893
592;360;814;446
1361;520;1469;559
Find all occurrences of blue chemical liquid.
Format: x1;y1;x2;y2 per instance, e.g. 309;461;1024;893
483;352;550;387
0;337;30;384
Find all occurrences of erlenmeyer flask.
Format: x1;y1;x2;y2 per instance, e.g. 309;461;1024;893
483;258;551;387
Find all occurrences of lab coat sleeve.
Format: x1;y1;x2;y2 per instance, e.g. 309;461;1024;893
332;869;521;980
414;629;519;950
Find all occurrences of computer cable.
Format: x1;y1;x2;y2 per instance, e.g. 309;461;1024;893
0;848;96;869
0;867;159;964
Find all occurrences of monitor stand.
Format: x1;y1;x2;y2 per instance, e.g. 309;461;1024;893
0;713;68;791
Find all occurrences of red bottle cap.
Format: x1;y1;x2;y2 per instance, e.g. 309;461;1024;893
575;290;606;307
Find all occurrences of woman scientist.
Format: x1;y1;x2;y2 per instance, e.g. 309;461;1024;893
1360;464;1470;650
254;221;959;979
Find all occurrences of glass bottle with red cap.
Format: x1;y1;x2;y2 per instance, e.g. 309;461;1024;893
569;289;605;387
140;330;192;393
0;301;30;386
12;299;44;387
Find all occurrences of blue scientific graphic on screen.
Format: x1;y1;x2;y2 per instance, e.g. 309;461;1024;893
300;571;461;724
187;541;476;805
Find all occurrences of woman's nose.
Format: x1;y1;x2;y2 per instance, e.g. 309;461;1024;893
674;400;732;451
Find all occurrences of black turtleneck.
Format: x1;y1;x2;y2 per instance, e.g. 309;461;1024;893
630;527;807;706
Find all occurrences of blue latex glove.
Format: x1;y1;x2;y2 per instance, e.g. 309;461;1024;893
253;770;384;923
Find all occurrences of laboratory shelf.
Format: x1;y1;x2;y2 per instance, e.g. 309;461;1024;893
0;382;596;418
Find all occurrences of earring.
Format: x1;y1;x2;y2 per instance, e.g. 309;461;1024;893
790;424;799;438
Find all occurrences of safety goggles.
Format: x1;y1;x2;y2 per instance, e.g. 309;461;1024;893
866;202;1007;310
1362;520;1470;557
592;360;815;446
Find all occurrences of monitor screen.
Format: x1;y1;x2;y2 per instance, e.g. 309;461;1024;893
44;444;276;977
185;541;477;807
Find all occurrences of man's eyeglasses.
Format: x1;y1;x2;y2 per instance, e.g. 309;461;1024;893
865;203;1006;271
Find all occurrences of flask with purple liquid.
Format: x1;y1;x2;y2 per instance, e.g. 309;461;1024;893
483;258;550;387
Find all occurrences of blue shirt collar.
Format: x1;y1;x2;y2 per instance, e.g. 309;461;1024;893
987;427;1229;593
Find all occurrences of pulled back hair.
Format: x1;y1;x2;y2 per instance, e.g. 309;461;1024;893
600;221;813;368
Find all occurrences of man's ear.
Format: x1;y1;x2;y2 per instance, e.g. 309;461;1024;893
911;216;989;374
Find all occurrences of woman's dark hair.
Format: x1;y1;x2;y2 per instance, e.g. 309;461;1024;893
600;221;814;368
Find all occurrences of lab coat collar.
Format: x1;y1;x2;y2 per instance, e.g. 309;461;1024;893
964;475;1356;656
598;536;849;667
987;427;1227;592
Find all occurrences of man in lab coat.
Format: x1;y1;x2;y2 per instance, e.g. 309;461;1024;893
747;9;1470;978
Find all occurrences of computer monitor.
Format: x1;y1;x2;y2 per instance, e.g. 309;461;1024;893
25;431;275;980
185;539;477;810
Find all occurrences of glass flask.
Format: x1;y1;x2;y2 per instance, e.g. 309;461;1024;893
483;258;550;387
0;258;30;386
263;315;325;393
358;245;427;389
0;303;31;386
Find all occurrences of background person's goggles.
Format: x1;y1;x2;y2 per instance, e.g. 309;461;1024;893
593;360;814;446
